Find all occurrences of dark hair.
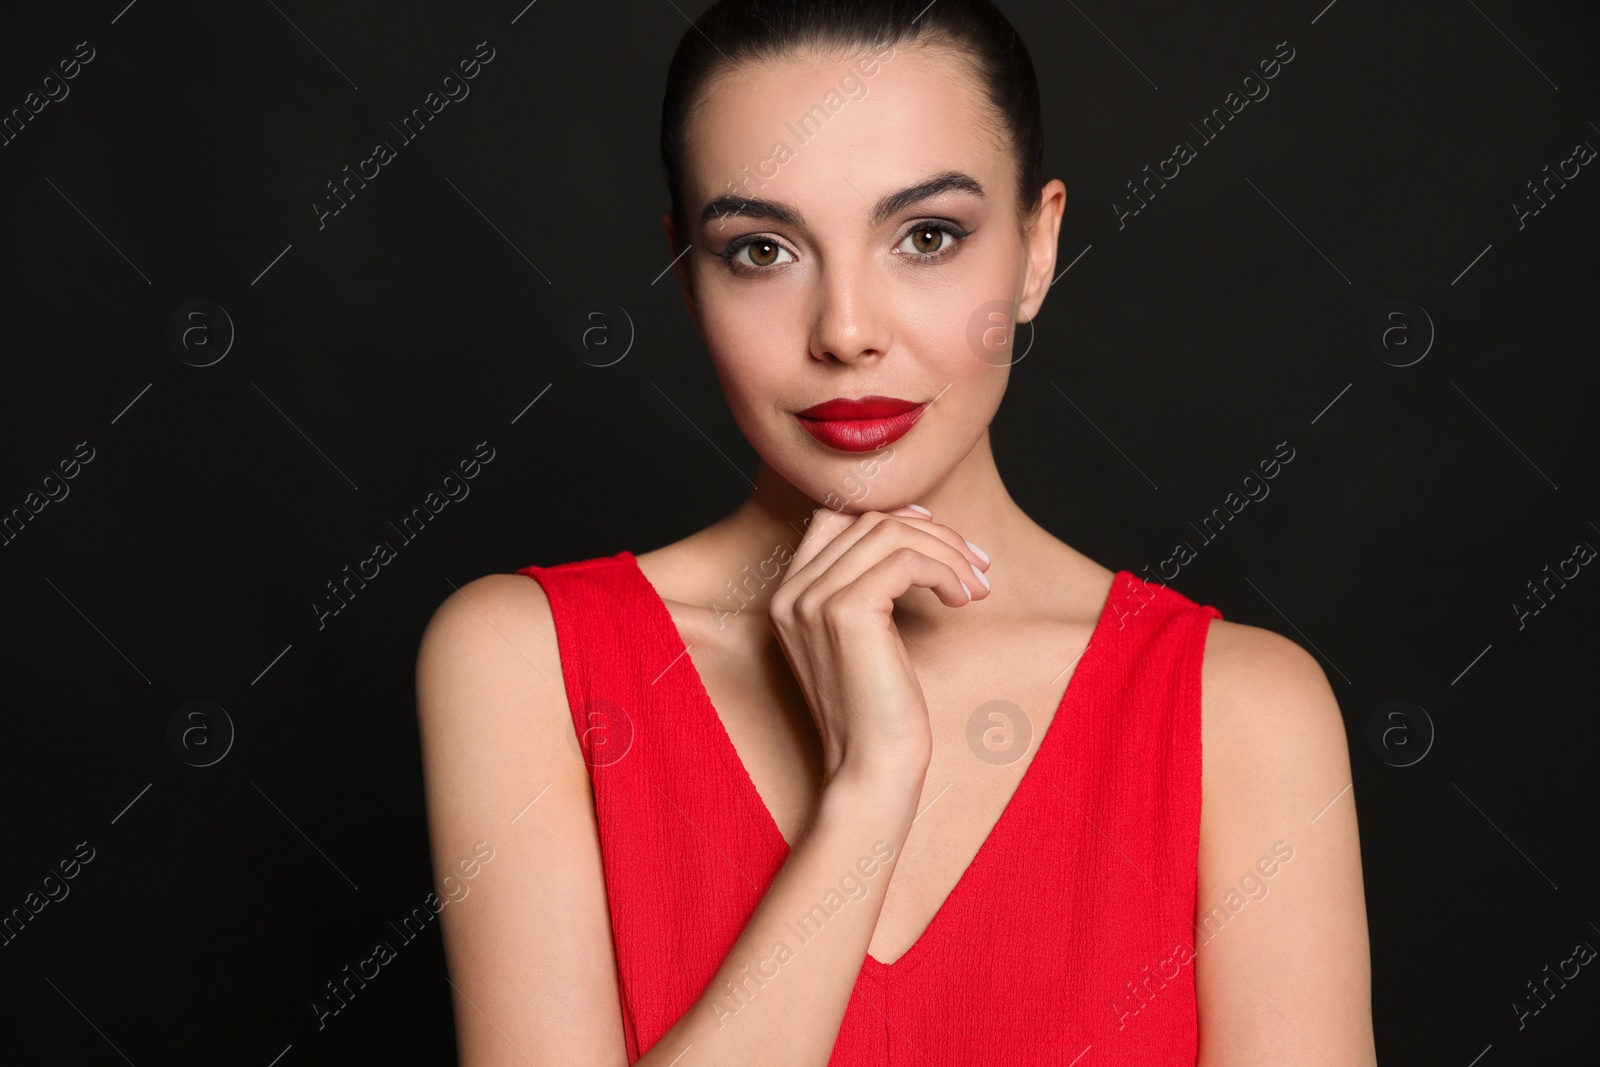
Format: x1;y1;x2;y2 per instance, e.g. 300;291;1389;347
659;0;1044;246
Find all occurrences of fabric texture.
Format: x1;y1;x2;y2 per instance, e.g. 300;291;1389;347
518;550;1223;1064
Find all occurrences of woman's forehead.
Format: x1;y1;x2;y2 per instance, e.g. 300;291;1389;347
685;44;1002;222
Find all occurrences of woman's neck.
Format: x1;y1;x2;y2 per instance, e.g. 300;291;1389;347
698;429;1056;632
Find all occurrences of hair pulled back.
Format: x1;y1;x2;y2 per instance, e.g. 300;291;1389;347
659;0;1044;242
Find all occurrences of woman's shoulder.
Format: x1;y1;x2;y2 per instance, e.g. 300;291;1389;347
1198;612;1352;846
1200;616;1339;737
426;559;581;629
1191;613;1371;1054
411;567;626;1060
415;544;674;687
414;570;565;700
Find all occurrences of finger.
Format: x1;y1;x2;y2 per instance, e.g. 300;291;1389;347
843;543;976;611
798;518;991;605
878;511;989;573
783;510;905;598
786;504;856;578
784;509;989;609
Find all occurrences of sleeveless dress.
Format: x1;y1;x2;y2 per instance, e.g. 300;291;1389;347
518;550;1223;1065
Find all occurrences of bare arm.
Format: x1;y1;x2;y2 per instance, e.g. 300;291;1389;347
644;768;923;1064
415;573;629;1065
415;572;935;1066
1195;618;1377;1065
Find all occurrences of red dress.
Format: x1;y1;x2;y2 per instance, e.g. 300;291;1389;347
519;551;1223;1065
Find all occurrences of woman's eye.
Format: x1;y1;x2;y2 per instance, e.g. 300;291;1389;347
896;222;964;258
724;237;794;269
718;222;966;273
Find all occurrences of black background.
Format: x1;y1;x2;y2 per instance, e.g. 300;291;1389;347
1;0;1596;1063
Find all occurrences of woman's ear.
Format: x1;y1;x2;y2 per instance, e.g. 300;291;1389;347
661;209;705;342
1016;179;1067;324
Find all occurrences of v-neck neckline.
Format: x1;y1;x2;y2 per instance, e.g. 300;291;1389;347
621;550;1127;978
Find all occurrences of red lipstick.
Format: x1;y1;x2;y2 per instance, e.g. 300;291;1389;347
794;394;928;452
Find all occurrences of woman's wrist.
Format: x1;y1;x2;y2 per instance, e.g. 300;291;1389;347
822;749;928;823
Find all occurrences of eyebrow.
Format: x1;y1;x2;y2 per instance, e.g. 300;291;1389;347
699;170;986;230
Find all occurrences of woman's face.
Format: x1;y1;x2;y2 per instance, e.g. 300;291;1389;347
668;42;1064;511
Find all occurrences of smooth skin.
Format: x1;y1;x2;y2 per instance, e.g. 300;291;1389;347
415;40;1376;1066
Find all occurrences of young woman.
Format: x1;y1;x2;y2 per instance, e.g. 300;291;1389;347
415;1;1376;1063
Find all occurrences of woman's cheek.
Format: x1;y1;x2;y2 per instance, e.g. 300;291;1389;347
706;352;784;442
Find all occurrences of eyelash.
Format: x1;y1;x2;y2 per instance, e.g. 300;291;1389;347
715;219;970;274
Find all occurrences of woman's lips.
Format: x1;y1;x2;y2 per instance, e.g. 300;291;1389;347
794;397;929;452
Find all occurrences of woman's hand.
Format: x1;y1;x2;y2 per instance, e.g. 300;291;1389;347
766;504;992;794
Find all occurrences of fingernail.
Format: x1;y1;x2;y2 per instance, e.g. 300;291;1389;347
906;503;932;517
964;538;989;564
969;562;990;591
958;578;972;600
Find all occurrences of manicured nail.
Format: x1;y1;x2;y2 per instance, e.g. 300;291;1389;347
964;538;989;564
970;562;990;591
905;503;932;516
958;578;972;600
